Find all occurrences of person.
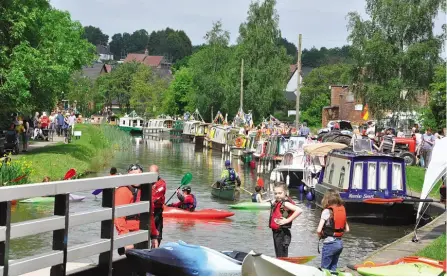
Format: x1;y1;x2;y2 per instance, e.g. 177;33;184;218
114;164;159;255
317;189;350;271
149;165;166;245
43;176;51;182
298;122;310;137
379;128;395;153
22;116;30;152
252;186;263;203
350;128;363;147
440;176;446;205
56;111;64;136
397;128;405;138
269;182;303;258
220;160;241;187
420;128;435;168
110;167;117;175
168;186;197;211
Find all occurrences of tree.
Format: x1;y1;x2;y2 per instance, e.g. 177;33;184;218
420;63;446;130
148;28;192;62
66;71;95;115
347;0;443;119
130;65;169;117
279;37;297;61
162;67;195;115
83;25;109;46
0;0;96;114
299;64;352;126
231;0;290;119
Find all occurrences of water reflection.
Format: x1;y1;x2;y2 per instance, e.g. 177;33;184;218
9;137;413;268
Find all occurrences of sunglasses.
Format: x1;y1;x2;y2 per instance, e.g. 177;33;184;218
128;164;143;172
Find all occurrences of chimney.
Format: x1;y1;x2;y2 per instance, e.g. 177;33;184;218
144;49;148;56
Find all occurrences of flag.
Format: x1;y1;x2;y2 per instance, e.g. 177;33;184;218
361;104;369;120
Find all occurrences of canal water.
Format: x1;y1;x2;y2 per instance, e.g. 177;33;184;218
10;136;415;268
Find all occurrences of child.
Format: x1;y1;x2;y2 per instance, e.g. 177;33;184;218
269;182;303;257
251;186;263;203
317;189;350;271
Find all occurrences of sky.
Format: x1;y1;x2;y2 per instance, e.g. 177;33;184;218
50;0;446;50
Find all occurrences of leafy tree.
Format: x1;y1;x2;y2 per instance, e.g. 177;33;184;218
420;63;446;130
83;25;109;46
231;0;290;119
300;93;330;127
347;0;443;119
130;65;169;117
301;46;352;67
148;28;192;62
0;0;96;114
162;67;195;115
279;37;297;61
66;71;95;115
129;29;150;53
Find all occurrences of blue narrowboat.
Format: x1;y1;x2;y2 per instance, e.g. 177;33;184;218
314;139;418;225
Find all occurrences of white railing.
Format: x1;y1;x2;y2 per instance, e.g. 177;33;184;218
0;173;157;276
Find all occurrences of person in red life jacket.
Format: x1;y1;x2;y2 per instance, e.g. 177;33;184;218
269;182;303;258
316;189;350;271
115;164;159;255
167;186;197;211
149;164;166;245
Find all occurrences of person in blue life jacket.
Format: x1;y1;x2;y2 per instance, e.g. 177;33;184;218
220;160;242;187
168;186;197;212
252;186;263;202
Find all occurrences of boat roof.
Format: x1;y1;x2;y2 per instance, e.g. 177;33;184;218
329;148;406;163
304;142;347;156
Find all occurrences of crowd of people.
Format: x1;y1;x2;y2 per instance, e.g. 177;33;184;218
113;162;349;271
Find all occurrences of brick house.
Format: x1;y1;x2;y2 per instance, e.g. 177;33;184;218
123;49;171;70
322;85;366;127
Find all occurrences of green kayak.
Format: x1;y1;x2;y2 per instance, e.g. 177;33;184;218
19;194;86;203
357;263;445;276
228;202;271;210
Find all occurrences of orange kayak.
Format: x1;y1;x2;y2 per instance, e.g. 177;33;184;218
163;207;234;219
351;256;445;270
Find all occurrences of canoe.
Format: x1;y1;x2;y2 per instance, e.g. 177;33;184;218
357;262;444;276
228;202;271;210
19;194;86;203
351;256;445;270
241;251;351;276
211;182;238;201
126;240;242;276
163;206;235;219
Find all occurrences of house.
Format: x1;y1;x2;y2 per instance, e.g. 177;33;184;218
96;45;113;62
284;65;313;101
124;49;171;70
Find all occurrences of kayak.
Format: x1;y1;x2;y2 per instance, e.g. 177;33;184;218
126;240;242;276
241;251;351;276
228;202;270;210
354;256;445;276
163;206;234;219
357;262;444;276
19;194;86;203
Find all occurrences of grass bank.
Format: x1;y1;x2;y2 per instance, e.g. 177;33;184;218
406;166;442;197
20;124;132;183
416;233;446;260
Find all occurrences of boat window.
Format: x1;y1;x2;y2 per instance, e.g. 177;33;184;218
379;163;388;190
352;162;363;189
338;166;345;188
328;163;335;184
392;163;403;190
367;162;377;190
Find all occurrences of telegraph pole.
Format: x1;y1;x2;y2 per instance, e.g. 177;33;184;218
295;34;302;129
240;59;244;111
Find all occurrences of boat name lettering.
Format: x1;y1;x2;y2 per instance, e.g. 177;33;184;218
348;194;375;199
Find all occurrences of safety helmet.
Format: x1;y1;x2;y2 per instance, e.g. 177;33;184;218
225;160;231;166
182;186;191;193
128;164;143;172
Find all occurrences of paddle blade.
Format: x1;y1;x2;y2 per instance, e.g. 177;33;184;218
363;198;404;204
180;173;193;186
92;189;103;195
11;175;27;183
278;256;316;264
64;168;77;180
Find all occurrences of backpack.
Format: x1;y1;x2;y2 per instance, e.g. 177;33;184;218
228;168;236;182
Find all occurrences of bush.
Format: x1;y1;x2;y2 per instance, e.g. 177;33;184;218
0;155;33;186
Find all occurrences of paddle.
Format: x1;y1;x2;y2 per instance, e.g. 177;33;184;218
64;168;76;180
165;173;193;204
240;187;253;195
277;255;316;264
2;174;27;186
363;197;439;205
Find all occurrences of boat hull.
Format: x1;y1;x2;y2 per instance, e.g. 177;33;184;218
211;184;238;201
228;202;271;210
163;207;234;219
195;136;205;148
276;170;304;189
118;126;142;134
315;184;416;225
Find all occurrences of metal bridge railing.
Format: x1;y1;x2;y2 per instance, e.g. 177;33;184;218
0;173;156;276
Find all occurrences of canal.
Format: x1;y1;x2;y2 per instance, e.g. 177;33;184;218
10;136;414;268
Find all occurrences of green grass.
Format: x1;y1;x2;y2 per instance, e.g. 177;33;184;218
406;166;442;197
416;233;446;261
21;124;132;183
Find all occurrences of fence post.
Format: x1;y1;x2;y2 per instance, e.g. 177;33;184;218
98;188;115;276
50;194;69;276
134;183;152;250
0;201;11;276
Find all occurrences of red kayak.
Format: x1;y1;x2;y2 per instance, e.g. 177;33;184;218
163;207;234;219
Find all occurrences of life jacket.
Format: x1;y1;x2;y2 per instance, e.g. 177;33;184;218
251;193;258;203
180;194;197;212
269;198;295;230
152;177;166;209
228;168;236;182
125;186;140;220
322;205;347;238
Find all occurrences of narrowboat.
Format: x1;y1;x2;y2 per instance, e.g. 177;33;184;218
143;117;174;135
313;139;419;225
182;120;202;141
205;125;230;152
228;128;245;156
194;123;212;148
118;111;144;134
240;131;258;164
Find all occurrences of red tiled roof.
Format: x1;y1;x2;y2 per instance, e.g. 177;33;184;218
290;64;297;74
124;53;164;67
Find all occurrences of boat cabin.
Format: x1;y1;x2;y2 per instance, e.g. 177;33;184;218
183;120;202;137
119;111;144;132
145;118;174;129
195;123;212;137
